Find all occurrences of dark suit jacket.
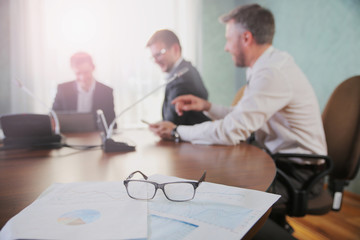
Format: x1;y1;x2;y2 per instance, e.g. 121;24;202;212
163;60;210;125
52;81;116;127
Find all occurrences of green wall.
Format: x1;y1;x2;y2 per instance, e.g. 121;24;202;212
0;0;11;115
201;0;360;194
201;1;239;106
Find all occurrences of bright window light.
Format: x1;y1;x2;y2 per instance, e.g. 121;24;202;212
10;0;201;127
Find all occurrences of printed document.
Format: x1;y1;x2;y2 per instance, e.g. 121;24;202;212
147;174;280;240
0;175;280;240
0;182;147;240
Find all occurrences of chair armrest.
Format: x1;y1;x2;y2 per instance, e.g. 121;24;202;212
271;153;333;192
271;153;333;216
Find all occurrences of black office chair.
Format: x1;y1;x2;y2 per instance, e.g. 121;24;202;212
269;76;360;232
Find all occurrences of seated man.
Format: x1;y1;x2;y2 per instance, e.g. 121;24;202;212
147;29;210;125
149;4;327;215
52;52;116;127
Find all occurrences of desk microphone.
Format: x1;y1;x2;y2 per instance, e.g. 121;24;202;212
103;67;189;153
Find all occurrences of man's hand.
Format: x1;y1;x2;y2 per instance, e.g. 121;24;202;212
149;121;176;140
171;94;211;116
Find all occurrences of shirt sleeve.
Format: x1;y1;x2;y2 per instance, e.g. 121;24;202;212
177;67;293;145
205;103;233;120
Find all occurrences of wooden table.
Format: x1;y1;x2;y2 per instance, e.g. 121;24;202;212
0;128;276;238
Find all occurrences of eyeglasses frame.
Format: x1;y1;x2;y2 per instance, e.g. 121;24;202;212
151;48;167;61
123;170;206;202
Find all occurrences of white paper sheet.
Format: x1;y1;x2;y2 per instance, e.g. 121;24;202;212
0;175;280;240
0;182;147;240
146;174;280;240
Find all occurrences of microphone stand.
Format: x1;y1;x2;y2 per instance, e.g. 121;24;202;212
103;67;189;153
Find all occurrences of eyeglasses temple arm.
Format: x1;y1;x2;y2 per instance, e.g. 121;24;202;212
126;170;148;180
198;171;206;184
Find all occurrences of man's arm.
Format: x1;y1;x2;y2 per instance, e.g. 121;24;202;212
52;85;64;111
152;68;292;145
150;94;211;140
93;82;116;127
172;95;211;116
163;71;211;125
149;121;176;140
52;82;77;112
177;68;292;145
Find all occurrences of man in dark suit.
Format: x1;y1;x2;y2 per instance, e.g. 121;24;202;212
52;52;116;127
147;30;210;125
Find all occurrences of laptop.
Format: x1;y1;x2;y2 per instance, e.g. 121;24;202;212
56;112;98;133
0;113;63;149
1;114;54;138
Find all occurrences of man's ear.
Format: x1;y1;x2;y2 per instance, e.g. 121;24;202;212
171;43;181;55
242;31;254;46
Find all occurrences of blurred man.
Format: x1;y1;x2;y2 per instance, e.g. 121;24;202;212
149;4;327;225
147;29;210;125
52;52;116;126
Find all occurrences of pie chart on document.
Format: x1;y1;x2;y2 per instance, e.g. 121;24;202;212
57;209;101;225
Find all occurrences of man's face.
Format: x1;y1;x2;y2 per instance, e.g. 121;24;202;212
72;62;95;91
224;20;247;67
149;41;177;73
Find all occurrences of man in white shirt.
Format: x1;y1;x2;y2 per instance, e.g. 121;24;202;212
149;4;327;228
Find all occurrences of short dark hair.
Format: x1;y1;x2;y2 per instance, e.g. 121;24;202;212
70;52;94;68
220;4;275;44
146;29;182;51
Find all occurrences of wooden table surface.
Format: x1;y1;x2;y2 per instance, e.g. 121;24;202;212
0;128;276;237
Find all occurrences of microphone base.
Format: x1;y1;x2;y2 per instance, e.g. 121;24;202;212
3;135;64;150
103;138;135;153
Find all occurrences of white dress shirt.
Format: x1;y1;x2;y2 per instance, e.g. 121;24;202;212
177;46;327;157
76;80;95;113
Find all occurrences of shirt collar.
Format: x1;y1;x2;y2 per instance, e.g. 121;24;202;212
76;79;96;94
246;46;274;84
165;57;184;80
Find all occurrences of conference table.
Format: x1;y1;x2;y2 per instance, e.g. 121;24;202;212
0;128;276;239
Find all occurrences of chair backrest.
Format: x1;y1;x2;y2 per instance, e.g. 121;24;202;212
322;76;360;180
232;85;246;106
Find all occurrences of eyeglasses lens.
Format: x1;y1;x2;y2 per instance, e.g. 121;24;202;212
164;183;195;201
127;181;156;200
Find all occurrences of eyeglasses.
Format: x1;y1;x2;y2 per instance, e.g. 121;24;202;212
123;171;206;202
151;48;167;61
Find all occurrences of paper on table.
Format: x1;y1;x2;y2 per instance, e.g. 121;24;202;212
0;174;280;240
0;182;147;240
146;174;280;240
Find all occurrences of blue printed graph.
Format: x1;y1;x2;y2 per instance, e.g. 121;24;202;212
150;201;252;230
58;209;101;225
149;214;198;240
